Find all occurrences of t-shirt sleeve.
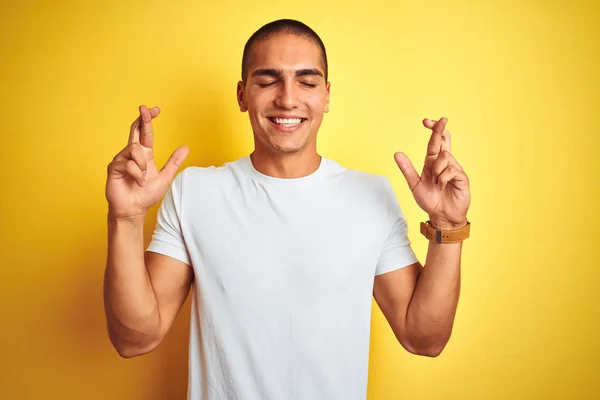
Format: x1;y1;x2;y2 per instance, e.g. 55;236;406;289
146;170;191;266
375;177;419;276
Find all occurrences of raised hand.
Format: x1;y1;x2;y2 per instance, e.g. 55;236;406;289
105;105;189;219
394;117;470;230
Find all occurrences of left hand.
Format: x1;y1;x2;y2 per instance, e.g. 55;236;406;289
394;117;471;230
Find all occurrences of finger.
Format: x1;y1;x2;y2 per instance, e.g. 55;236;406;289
431;151;449;185
113;144;131;161
112;143;148;173
109;159;146;187
431;150;463;182
423;118;451;153
431;150;465;185
423;118;437;128
128;117;140;145
159;146;190;183
125;159;147;186
436;165;469;192
426;117;448;160
139;105;160;148
394;152;420;191
128;106;160;145
129;143;147;174
443;128;451;153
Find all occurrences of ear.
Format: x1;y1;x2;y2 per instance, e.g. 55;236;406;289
237;81;248;112
324;81;331;113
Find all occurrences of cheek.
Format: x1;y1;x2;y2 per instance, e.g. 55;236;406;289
244;90;260;109
308;99;326;117
307;92;328;112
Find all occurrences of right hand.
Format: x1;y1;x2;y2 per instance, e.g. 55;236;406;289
106;105;189;219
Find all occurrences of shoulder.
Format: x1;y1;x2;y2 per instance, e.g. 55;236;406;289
326;159;398;213
174;157;247;192
331;159;392;194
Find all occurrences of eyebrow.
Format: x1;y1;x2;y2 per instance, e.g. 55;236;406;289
251;68;324;78
296;68;323;78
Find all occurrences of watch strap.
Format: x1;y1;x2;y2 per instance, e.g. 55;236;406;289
420;220;470;243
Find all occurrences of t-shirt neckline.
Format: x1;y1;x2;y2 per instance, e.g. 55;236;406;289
242;155;330;188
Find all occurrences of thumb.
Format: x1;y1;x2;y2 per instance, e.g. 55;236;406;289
159;146;190;183
394;152;420;191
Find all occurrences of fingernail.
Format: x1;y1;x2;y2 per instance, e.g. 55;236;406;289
143;170;147;177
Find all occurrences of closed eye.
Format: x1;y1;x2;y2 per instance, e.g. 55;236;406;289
257;80;278;87
301;82;317;88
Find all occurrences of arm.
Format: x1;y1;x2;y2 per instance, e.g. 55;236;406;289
374;239;462;357
377;116;470;357
103;104;191;358
104;214;193;358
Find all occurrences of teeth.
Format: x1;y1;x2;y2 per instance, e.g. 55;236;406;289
273;117;302;126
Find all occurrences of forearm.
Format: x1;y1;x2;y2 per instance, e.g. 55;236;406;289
104;214;161;355
406;240;462;355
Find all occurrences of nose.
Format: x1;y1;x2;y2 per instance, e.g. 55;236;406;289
274;79;299;110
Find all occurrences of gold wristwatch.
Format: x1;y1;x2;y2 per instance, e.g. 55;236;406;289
420;220;470;243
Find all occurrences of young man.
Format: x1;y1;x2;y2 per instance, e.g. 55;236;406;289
104;19;471;400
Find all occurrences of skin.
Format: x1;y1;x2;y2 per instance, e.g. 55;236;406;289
236;34;330;179
103;32;471;359
375;117;470;357
104;106;193;357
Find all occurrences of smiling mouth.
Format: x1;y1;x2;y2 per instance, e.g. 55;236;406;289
267;117;307;127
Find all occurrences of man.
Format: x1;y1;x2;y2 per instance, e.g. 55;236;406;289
104;19;471;400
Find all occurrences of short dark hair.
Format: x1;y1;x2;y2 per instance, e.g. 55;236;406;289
241;19;328;83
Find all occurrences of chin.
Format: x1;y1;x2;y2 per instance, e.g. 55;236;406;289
271;140;307;154
257;132;310;155
252;118;315;153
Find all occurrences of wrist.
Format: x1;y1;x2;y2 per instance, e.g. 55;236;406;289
107;212;146;228
427;218;467;230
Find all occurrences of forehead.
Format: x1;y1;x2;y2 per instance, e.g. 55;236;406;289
249;34;323;73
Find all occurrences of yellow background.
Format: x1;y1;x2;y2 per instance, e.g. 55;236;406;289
1;0;598;399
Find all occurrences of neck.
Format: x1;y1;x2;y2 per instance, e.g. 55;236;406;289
250;148;322;179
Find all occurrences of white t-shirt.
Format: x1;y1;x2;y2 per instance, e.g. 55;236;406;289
147;155;418;400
